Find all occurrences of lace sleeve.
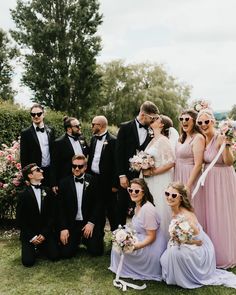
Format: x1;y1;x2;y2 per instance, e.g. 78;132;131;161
158;137;175;165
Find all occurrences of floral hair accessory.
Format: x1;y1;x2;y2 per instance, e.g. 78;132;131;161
192;99;210;112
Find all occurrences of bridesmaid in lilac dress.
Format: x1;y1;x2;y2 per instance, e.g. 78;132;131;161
174;110;205;194
161;182;236;289
194;109;236;268
109;178;167;281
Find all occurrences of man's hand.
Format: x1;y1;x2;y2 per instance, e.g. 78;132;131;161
111;187;118;193
52;186;59;194
60;229;69;245
82;223;94;239
119;176;129;189
37;234;45;243
31;235;44;245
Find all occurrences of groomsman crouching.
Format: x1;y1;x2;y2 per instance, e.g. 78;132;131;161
16;164;59;267
58;154;104;258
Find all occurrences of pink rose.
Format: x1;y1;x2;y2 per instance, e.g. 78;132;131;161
3;184;9;189
15;163;22;170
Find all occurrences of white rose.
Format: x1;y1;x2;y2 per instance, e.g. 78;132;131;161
179;221;191;232
115;230;127;243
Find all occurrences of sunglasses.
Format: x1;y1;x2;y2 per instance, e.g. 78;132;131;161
165;191;180;198
71;124;81;128
72;164;85;169
179;117;191;122
30;112;43;117
145;114;159;122
127;188;143;194
197;120;210;126
31;167;42;173
91;123;101;127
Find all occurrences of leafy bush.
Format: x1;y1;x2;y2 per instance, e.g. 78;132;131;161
0;139;23;219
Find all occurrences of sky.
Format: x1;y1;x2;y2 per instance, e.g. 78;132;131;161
1;0;236;111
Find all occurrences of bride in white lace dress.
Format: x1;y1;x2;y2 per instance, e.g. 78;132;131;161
142;115;177;240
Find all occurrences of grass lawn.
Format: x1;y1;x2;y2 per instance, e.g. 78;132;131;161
0;229;236;295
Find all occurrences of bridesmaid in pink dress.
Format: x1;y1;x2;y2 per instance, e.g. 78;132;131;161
174;110;205;195
194;109;236;269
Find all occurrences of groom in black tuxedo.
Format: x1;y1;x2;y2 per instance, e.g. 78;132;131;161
58;154;103;258
87;116;119;231
116;101;159;225
16;163;59;267
20;104;55;187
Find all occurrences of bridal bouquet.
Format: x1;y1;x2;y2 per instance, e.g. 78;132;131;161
169;215;194;246
112;225;137;254
129;151;155;172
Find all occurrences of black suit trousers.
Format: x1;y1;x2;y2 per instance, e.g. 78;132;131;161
60;221;104;258
21;235;59;267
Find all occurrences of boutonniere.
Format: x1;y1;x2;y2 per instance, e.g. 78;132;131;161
41;189;47;200
103;140;108;146
84;181;89;189
80;139;85;145
148;128;154;138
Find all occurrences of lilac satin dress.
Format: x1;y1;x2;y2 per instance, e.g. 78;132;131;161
109;202;167;281
161;222;236;289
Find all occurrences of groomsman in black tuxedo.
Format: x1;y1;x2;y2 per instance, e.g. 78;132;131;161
58;154;103;258
87;116;118;231
116;101;159;225
16;163;59;267
20;104;55;187
51;116;89;192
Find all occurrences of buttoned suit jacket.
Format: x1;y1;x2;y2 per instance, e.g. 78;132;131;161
20;125;55;168
16;186;55;242
116;119;152;180
87;132;117;187
58;174;100;231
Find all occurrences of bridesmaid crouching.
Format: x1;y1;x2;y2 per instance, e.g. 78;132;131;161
161;182;236;289
109;178;167;281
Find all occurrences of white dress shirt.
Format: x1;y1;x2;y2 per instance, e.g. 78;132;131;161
33;123;50;167
31;185;41;212
75;178;84;221
91;131;107;174
135;118;148;146
68;136;83;155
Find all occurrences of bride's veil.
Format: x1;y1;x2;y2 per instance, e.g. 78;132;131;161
168;127;179;155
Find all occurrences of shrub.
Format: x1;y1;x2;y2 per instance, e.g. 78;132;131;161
0;139;23;219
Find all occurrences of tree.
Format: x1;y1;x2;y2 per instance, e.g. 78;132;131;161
96;60;190;126
11;0;102;118
0;29;18;101
229;104;236;120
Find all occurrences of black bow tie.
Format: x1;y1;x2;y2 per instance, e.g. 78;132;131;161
68;135;79;141
36;126;45;133
75;177;84;184
95;133;106;141
138;122;148;130
31;184;42;189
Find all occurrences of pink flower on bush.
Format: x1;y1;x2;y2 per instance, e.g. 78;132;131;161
6;154;14;162
15;163;22;170
3;183;9;189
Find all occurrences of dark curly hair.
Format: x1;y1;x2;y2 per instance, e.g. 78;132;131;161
179;109;202;143
130;178;155;207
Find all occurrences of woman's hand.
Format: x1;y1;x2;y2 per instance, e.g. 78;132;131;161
185;239;203;246
142;168;153;177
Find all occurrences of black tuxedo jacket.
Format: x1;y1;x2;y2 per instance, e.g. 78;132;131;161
116;119;151;180
20;125;55;168
58;174;100;231
51;133;89;186
87;132;117;187
16;186;55;242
